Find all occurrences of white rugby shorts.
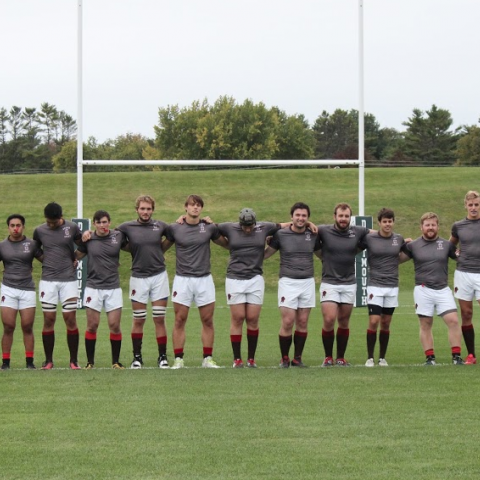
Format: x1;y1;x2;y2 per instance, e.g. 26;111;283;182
454;270;480;302
366;286;399;308
84;287;123;313
320;282;356;305
39;280;78;305
278;277;315;309
1;284;36;310
414;285;457;317
226;275;264;305
130;271;170;304
172;275;215;307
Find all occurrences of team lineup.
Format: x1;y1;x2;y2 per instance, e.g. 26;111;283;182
1;191;479;370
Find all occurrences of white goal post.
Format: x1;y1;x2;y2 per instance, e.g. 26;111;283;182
76;0;366;218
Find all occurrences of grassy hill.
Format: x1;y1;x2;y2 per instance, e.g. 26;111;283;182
1;167;478;480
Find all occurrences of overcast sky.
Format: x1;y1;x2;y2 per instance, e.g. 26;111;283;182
1;0;479;142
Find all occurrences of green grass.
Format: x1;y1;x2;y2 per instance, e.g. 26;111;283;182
1;168;480;479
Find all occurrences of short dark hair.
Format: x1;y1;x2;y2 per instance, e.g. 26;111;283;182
184;195;204;208
6;214;25;226
290;202;310;217
44;202;63;220
377;208;395;222
93;210;111;223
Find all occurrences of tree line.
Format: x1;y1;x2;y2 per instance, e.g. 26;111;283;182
1;96;479;173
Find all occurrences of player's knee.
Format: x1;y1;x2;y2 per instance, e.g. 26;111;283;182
152;306;166;318
41;302;57;313
3;324;15;334
133;309;147;321
62;301;77;313
21;325;33;335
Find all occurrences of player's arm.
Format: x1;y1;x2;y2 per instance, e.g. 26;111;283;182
213;235;229;249
398;242;412;264
161;239;174;253
449;234;459;246
75;249;87;260
264;245;278;259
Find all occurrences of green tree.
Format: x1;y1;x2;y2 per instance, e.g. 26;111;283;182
273;109;314;160
312;109;380;161
455;125;480;166
154;96;313;163
37;102;59;145
402;105;459;165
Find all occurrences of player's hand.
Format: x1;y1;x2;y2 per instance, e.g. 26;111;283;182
82;230;93;242
202;216;213;224
176;215;186;224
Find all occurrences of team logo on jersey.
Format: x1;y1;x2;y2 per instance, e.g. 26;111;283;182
63;226;71;238
110;234;118;244
436;240;444;250
392;237;399;246
305;232;311;242
348;230;355;238
152;223;160;231
199;223;206;233
22;242;31;253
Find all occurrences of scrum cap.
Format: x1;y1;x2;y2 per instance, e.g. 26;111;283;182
239;208;256;226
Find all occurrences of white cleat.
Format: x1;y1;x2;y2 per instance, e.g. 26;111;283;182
378;358;389;367
171;357;185;369
202;356;220;368
365;358;375;367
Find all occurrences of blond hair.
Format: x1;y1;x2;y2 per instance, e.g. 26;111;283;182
420;212;439;224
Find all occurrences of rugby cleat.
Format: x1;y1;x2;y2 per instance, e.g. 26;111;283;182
246;358;257;368
130;355;143;369
158;354;169;369
465;353;477;365
112;362;125;370
291;357;307;368
452;355;465;365
232;358;244;368
335;358;351;367
202;356;220;368
41;361;54;370
378;358;389;367
321;356;334;368
279;356;290;368
70;361;81;370
365;358;375;367
171;357;184;369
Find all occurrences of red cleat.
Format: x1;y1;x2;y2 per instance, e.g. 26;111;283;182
465;353;477;365
41;361;54;370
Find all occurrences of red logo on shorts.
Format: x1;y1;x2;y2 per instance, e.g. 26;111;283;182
1;296;4;303
86;297;92;303
369;293;374;300
454;287;458;293
131;289;136;296
322;290;327;297
228;294;231;300
281;296;285;303
415;303;418;309
173;291;177;297
41;291;45;298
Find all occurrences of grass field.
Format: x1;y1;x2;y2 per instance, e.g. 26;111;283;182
1;168;480;479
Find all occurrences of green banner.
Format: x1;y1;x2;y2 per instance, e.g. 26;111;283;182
354;215;373;307
72;218;90;309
